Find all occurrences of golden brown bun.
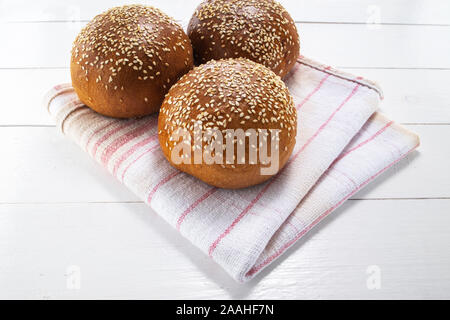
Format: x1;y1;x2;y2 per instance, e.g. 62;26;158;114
158;58;297;189
71;5;193;118
187;0;300;78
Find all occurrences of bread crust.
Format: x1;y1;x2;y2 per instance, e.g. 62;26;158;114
187;0;300;78
158;58;297;189
71;5;194;118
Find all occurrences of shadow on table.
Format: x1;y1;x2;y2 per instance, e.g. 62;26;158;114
250;150;421;284
133;150;420;299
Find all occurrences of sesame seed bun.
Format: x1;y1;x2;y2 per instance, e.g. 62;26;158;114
187;0;300;78
71;5;194;118
158;58;297;189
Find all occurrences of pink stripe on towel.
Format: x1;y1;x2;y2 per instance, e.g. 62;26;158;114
147;171;181;204
208;181;274;256
100;118;156;166
208;84;360;257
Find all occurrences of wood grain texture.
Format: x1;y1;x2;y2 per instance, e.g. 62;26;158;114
0;22;449;69
1;199;449;299
0;0;449;299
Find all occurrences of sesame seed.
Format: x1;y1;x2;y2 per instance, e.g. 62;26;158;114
159;58;297;160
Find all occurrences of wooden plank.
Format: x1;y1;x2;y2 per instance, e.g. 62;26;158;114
0;126;140;204
299;23;450;69
0;22;450;68
0;125;446;203
1;0;449;25
2;68;449;126
1;22;449;69
1;199;449;298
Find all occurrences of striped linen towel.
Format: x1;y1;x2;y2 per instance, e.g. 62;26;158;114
44;56;419;282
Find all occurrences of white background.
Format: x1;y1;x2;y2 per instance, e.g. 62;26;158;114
0;0;449;299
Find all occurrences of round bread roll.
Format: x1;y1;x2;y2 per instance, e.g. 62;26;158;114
71;5;194;118
158;58;297;189
187;0;300;78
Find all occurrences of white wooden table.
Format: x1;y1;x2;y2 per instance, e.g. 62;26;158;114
1;0;449;299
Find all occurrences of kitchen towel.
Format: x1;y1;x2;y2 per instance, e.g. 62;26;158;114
44;56;419;282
